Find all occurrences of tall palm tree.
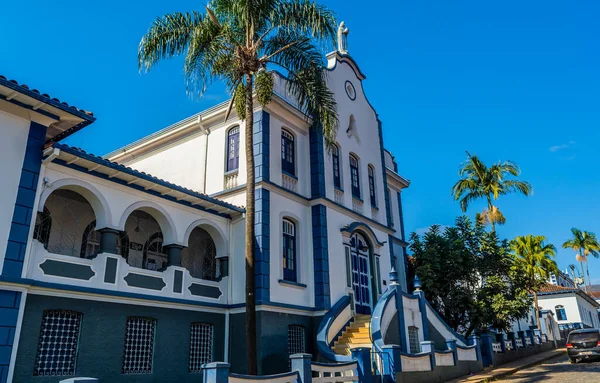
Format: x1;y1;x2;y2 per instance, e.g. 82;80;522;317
511;235;558;330
452;152;532;232
138;1;338;374
562;228;600;292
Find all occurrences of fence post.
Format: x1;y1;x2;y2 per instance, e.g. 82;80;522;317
420;341;435;370
445;339;457;366
526;330;534;346
495;333;506;353
382;344;401;379
467;335;482;363
202;362;230;383
290;353;312;383
351;347;373;383
479;333;494;367
507;332;517;350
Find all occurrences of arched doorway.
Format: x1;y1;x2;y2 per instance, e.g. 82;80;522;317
350;232;372;314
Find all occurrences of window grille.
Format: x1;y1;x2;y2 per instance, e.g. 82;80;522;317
288;325;306;357
332;144;341;188
226;126;240;172
368;165;377;207
281;129;295;175
122;317;156;374
189;323;214;373
34;310;82;376
349;155;360;198
408;326;420;354
282;219;297;282
123;210;167;271
80;221;100;258
181;227;217;280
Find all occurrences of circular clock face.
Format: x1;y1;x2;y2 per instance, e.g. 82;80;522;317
345;80;356;100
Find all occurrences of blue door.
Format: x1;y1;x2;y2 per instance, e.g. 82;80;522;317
350;233;371;315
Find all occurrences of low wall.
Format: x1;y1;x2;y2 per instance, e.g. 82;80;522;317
396;360;482;383
493;342;555;367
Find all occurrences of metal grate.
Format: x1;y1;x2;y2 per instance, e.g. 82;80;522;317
408;326;420;354
288;325;306;357
34;310;82;376
188;323;214;373
122;317;156;374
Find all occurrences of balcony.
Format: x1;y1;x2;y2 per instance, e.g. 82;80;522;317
334;188;344;205
282;172;298;193
224;171;238;190
371;207;379;221
352;197;363;214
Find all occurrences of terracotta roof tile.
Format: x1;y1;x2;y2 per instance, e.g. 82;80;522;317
538;284;577;293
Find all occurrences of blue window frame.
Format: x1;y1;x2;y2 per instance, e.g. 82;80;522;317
555;305;567;321
332;144;341;189
281;129;295;176
282;219;297;282
350;154;360;198
226;126;240;172
368;165;376;207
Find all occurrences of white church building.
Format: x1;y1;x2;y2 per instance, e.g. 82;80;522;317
0;42;416;381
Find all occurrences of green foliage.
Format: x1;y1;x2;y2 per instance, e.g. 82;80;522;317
255;70;274;106
234;83;246;120
409;216;532;337
562;228;600;258
451;152;532;230
511;235;558;292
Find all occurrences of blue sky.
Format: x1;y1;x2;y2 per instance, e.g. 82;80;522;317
2;1;599;281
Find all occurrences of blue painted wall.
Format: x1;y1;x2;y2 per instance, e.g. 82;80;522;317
311;205;330;310
0;291;20;383
3;122;47;278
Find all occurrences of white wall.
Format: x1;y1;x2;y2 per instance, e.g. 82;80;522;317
0;110;30;274
538;293;600;328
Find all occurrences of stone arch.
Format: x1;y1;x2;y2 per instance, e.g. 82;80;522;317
118;201;178;245
183;219;228;259
39;178;112;229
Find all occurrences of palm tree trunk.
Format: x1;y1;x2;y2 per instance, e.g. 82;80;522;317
533;291;540;330
580;259;586;292
585;259;591;292
244;74;258;375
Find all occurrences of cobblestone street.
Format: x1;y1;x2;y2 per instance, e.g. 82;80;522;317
497;355;600;382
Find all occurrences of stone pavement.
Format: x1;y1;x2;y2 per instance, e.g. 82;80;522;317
447;348;565;383
495;354;600;382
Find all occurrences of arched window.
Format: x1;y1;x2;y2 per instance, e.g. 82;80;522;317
281;129;295;176
349;154;360;198
555;305;567;321
144;233;166;271
368;165;376;207
332;144;341;189
80;220;100;258
123;210;166;271
282;219;297;282
226;126;240;172
181;227;217;281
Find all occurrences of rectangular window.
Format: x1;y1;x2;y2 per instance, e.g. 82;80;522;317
227;127;240;172
281;130;295;176
350;155;360;198
368;166;377;207
332;145;341;189
345;246;352;288
408;326;420;354
189;323;214;373
122;317;156;374
34;310;82;376
283;219;297;282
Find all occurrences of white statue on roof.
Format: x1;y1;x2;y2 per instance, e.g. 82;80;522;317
337;22;349;54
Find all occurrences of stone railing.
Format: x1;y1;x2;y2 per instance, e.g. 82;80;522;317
223;171;238;190
334;188;344;204
281;172;298;193
515;338;524;348
371;207;379;221
492;342;503;353
352;197;363;214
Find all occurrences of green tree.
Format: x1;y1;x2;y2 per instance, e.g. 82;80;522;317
562;228;600;292
409;216;531;337
137;1;339;373
451;152;532;232
510;235;558;330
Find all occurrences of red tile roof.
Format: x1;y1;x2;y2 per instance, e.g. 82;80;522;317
538;284;577;293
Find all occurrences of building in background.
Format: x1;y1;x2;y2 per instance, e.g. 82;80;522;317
536;284;600;331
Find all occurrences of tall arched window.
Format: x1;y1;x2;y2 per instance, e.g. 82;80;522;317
332;144;341;189
368;165;376;207
282;219;297;282
281;129;295;176
181;227;217;281
144;233;166;271
226;126;240;172
555;305;567;321
123;210;166;271
349;154;360;198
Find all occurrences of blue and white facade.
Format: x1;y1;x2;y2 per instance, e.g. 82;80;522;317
0;47;412;382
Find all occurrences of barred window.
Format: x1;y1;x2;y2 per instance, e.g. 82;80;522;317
34;310;82;376
189;322;214;373
408;326;420;354
288;325;306;357
122;317;156;374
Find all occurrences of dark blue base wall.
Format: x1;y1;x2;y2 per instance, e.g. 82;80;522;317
14;294;226;383
0;290;21;383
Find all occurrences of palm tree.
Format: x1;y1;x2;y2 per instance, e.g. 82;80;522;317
511;235;558;330
138;1;338;374
562;228;600;292
452;152;532;232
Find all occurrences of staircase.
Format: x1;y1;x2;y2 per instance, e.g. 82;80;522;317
332;314;372;356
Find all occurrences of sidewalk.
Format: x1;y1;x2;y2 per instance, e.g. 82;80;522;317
447;348;566;383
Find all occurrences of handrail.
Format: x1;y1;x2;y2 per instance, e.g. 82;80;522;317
370;287;397;353
423;299;467;345
316;295;353;362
